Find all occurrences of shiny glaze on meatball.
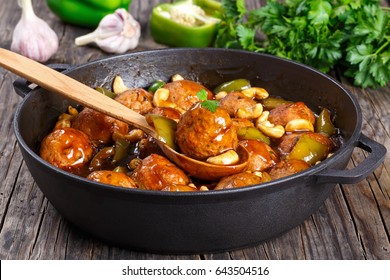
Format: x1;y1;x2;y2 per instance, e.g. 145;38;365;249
72;107;128;145
175;103;238;160
164;80;213;111
40;127;94;175
268;101;315;126
131;154;190;191
87;170;136;188
114;88;154;115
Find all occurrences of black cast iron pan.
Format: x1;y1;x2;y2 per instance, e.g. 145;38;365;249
11;48;386;253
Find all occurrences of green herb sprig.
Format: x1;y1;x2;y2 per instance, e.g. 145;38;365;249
215;0;390;89
197;88;220;113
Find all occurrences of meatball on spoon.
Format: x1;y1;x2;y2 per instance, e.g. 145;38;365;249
0;48;248;180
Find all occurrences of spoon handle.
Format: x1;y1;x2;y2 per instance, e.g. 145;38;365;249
0;48;155;136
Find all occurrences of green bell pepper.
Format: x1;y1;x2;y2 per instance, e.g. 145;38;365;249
150;0;222;47
145;114;178;150
237;127;271;146
213;78;251;93
315;108;336;136
287;134;329;165
46;0;132;28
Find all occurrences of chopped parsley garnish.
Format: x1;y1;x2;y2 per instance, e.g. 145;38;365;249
196;88;220;113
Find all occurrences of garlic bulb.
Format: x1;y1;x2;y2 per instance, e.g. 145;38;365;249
11;0;59;62
75;9;141;54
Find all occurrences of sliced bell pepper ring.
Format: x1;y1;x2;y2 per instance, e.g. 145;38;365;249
150;0;222;48
46;0;132;28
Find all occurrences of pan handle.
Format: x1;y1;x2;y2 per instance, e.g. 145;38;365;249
12;64;73;98
315;134;387;184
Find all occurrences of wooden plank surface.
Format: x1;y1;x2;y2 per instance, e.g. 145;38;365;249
0;0;389;260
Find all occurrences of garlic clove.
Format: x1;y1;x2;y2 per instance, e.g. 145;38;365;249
75;8;141;54
11;0;58;63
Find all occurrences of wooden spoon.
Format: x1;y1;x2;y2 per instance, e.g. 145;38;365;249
0;48;248;180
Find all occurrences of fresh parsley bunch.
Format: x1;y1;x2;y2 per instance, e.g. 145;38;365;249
215;0;390;88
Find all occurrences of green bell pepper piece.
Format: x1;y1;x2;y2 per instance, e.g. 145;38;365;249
150;0;221;48
237;127;271;145
145;114;178;150
46;0;132;28
112;139;131;164
147;80;166;93
80;0;129;10
287;134;329;165
262;97;294;110
95;87;116;99
315;108;336;136
193;0;222;17
213;78;251;93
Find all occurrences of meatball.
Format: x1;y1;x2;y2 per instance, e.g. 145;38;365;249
214;172;269;190
40;127;94;175
161;185;198;192
72;107;128;145
114;88;154;115
240;140;279;172
269;159;310;180
232;118;255;131
268;101;315;126
87;170;136;189
176;103;238;160
277;133;302;156
131;154;189;191
163;80;213;111
219;91;257;117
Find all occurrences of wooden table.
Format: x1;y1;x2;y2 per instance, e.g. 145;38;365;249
0;0;389;260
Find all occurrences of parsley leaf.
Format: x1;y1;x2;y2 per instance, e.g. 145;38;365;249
196;89;220;113
200;100;220;113
216;0;390;89
196;88;208;100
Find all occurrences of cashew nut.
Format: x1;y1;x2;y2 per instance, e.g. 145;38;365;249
153;88;177;108
206;150;239;165
188;183;209;191
112;75;130;94
68;106;79;117
54;106;78;129
255;111;285;138
54;113;73;129
215;91;228;100
236;103;263;119
241;87;269;99
285;118;314;132
257;111;270;123
256;121;285;138
171;74;184;81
